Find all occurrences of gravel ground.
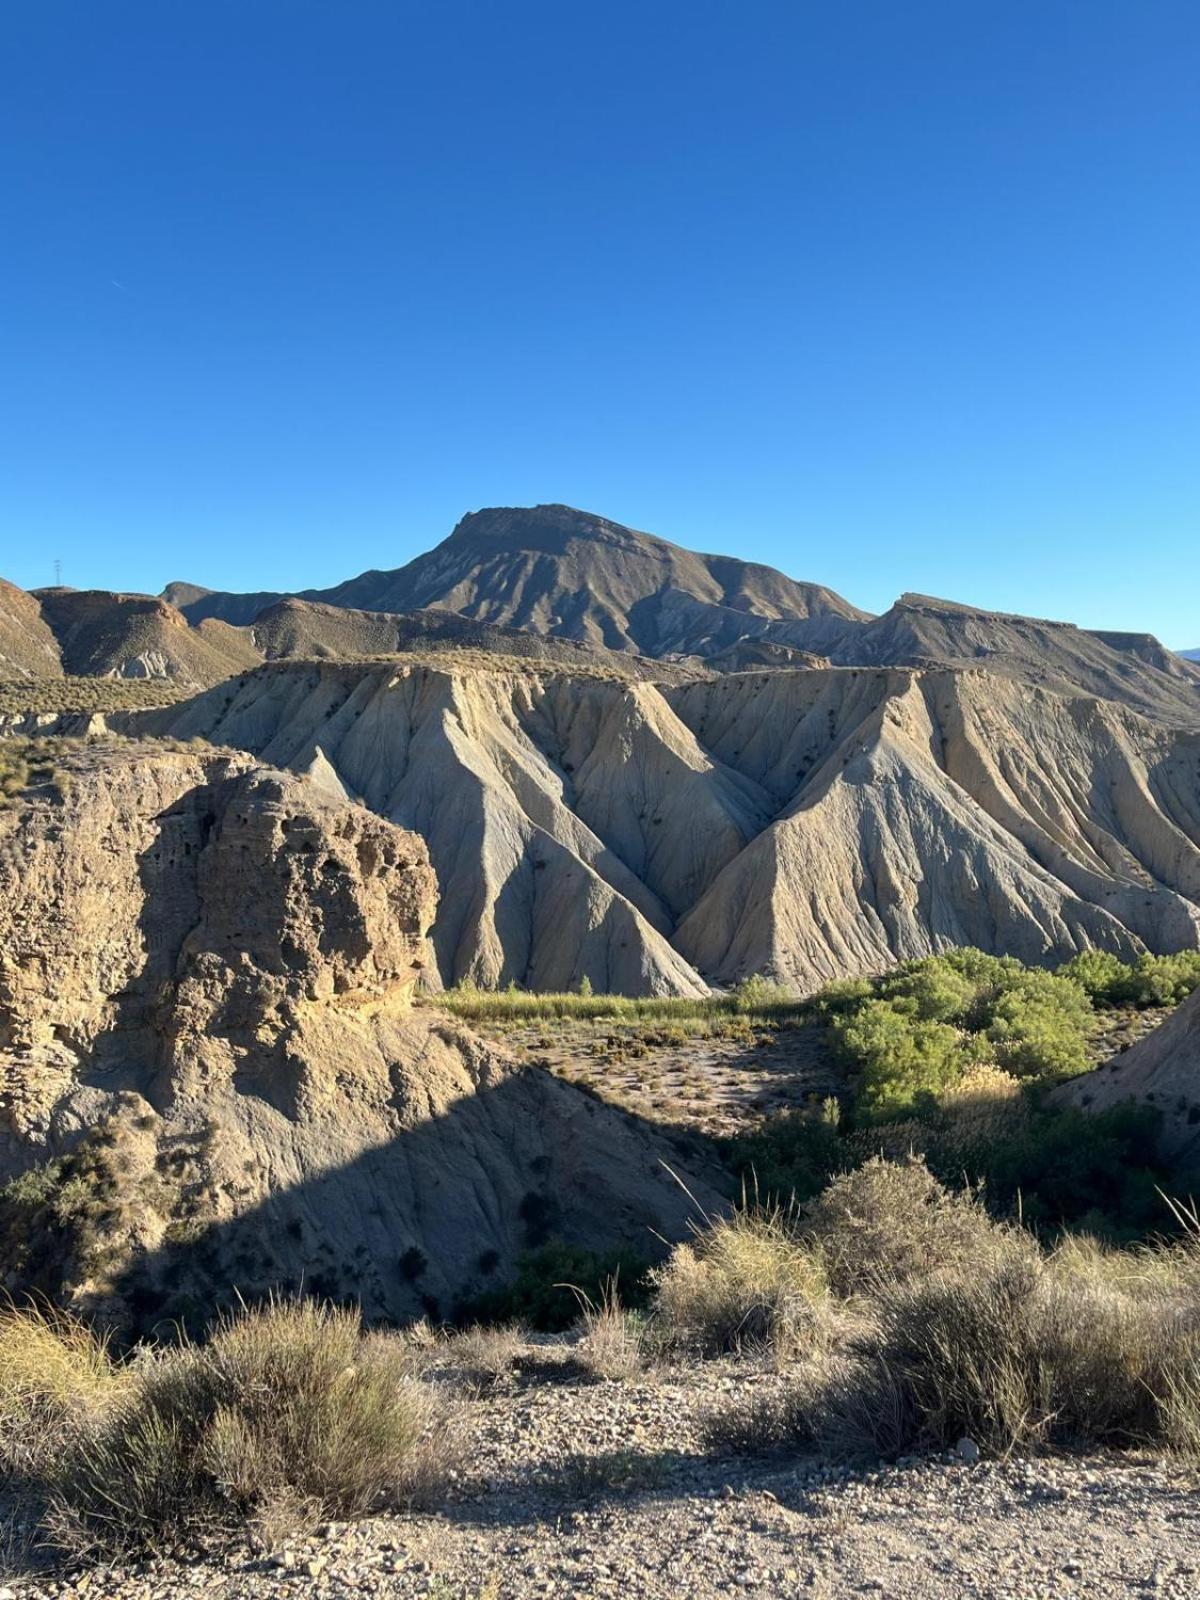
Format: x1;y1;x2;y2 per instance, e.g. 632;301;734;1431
13;1341;1200;1600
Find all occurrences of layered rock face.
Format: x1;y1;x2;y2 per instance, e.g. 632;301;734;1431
0;743;719;1328
114;657;1200;996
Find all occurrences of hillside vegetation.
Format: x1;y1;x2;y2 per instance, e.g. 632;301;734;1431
446;947;1200;1269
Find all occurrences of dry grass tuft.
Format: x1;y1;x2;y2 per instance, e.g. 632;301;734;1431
437;1323;527;1394
0;1304;123;1479
47;1298;457;1557
700;1164;1200;1463
573;1284;647;1383
650;1202;832;1361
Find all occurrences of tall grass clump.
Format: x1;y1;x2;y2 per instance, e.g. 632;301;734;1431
0;1304;122;1480
49;1298;456;1557
649;1201;831;1360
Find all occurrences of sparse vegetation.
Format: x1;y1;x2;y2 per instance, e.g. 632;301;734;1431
0;676;190;716
0;1298;457;1559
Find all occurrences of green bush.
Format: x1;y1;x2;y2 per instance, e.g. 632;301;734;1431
728;1102;846;1205
458;1241;653;1332
837;1000;964;1119
1116;952;1200;1008
879;959;978;1023
985;972;1095;1078
1057;948;1128;1002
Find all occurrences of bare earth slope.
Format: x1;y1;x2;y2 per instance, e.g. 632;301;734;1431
829;594;1200;727
1058;986;1200;1159
32;587;260;686
160;505;1200;720
97;656;1200;995
249;595;700;681
0;579;64;679
0;742;720;1329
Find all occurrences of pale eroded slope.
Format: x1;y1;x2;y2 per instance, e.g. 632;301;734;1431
115;658;1200;995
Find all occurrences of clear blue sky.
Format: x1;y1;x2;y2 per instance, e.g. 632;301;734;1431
2;3;1197;644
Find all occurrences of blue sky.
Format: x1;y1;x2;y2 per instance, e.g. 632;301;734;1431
1;3;1197;644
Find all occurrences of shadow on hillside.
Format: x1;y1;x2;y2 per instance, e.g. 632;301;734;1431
106;1053;730;1341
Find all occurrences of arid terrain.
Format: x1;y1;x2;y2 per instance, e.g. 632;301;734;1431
0;505;1198;1596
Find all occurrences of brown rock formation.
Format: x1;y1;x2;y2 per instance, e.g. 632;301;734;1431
0;742;719;1329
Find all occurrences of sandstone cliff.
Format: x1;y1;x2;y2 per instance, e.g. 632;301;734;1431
0;742;720;1329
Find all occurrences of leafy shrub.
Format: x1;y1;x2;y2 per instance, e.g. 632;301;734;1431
837;1000;964;1118
977;1102;1166;1237
985;973;1095;1078
880;959;978;1023
1116;952;1200;1008
1057;948;1128;1001
809;977;874;1017
730;974;794;1013
728;1100;846;1205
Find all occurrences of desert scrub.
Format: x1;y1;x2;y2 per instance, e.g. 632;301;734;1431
50;1298;456;1557
458;1240;654;1331
0;1306;123;1481
0;676;190;716
650;1202;832;1360
801;1157;1032;1296
701;1161;1200;1463
0;738;65;805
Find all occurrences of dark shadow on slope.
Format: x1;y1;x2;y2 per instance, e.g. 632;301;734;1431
104;1058;730;1343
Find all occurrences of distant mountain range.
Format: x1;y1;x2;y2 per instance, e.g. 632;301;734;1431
2;503;1198;727
1;502;1197;999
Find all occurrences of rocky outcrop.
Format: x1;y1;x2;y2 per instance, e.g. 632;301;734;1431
101;656;1200;996
0;742;720;1329
1056;989;1200;1161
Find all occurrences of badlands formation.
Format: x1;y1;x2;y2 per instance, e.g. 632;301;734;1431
2;503;1197;998
77;657;1200;997
0;741;719;1330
